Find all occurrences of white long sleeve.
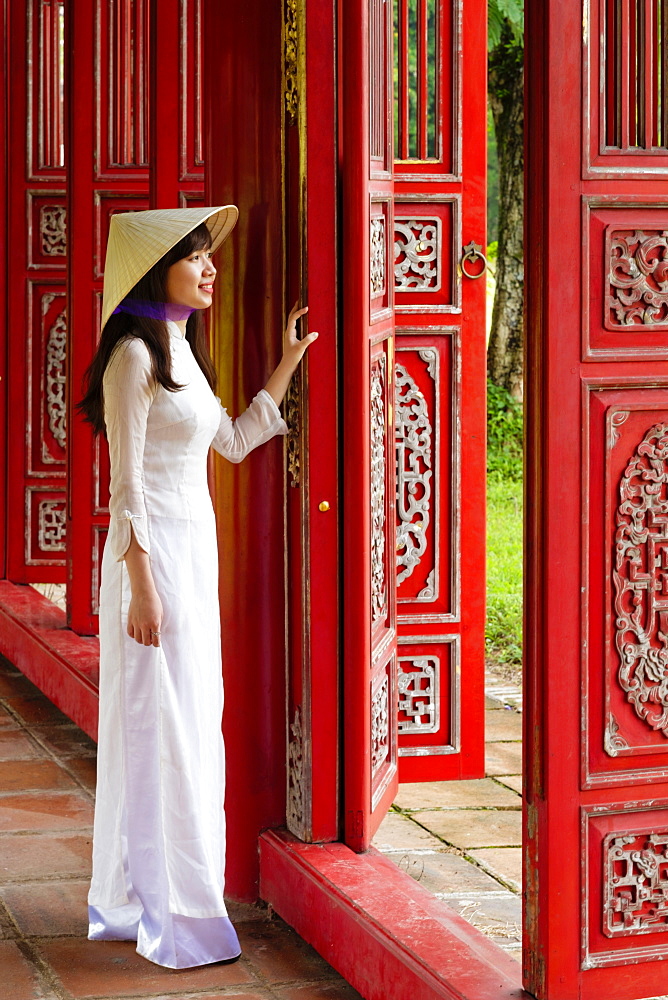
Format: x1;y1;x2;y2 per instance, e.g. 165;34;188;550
103;337;157;561
212;388;288;463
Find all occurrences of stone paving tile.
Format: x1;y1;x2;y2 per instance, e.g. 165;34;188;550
0;759;79;794
235;920;341;985
39;937;255;997
1;880;90;937
371;810;450;852
411;808;521;851
468;848;523;892
0;729;44;761
485;709;522;742
484;741;523;776
446;892;521;946
393;777;520;812
0;790;94;832
0;939;47;999
389;848;506;897
0;832;92;882
495;774;522;795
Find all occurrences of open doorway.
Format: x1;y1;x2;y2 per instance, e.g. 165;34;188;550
374;0;525;961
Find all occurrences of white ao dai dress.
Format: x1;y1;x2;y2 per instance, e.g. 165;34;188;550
87;322;287;968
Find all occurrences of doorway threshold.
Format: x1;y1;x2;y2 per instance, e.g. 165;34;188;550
0;580;99;740
260;827;529;1000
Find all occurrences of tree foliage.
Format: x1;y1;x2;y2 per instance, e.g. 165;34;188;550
488;0;524;49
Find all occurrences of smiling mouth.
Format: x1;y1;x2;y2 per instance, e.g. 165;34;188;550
199;284;214;292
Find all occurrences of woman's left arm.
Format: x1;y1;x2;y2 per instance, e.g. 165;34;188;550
263;304;318;406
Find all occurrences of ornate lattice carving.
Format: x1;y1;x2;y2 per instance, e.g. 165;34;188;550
370;218;386;297
614;424;668;737
371;357;387;623
286;705;304;832
40;205;67;256
604;832;668;936
371;674;389;776
394;218;440;290
395;364;432;584
417;568;436;601
38;499;66;552
45;311;67;450
398;656;439;734
286;373;300;486
284;0;299;123
608;230;668;327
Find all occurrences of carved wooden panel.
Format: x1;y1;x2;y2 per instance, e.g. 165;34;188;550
397;634;460;757
25;487;66;566
370;652;397;810
29;0;65;178
585;0;668;176
395;335;457;623
394;197;460;313
370;199;392;321
583;385;668;787
369;0;392;176
180;0;204;181
584;199;668;358
583;802;668;969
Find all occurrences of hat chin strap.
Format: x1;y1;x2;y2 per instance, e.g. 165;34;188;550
112;298;197;322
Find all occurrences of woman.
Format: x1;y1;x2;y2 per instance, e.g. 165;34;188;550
78;206;317;969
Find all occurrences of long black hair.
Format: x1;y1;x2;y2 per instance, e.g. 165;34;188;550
77;222;217;434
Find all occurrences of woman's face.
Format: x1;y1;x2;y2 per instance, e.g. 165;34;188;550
164;246;216;310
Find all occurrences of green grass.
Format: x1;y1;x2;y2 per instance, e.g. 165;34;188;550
486;379;523;670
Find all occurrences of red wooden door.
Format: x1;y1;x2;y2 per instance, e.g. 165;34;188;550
66;0;202;634
525;0;668;997
394;0;487;781
341;0;487;851
6;0;68;585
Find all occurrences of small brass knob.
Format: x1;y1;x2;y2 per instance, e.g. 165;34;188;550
318;501;330;512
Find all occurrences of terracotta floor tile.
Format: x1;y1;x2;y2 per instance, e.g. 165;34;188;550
64;757;98;792
393;777;520;812
4;695;72;727
276;983;364;1000
484;741;523;776
0;705;21;731
1;880;90;937
370;811;448;852
0;832;92;882
0;672;42;699
29;725;96;758
39;938;254;997
236;920;338;985
0;791;94;832
0;730;44;761
468;847;523;892
0;759;78;794
411;808;521;851
0;940;46;999
485;709;523;742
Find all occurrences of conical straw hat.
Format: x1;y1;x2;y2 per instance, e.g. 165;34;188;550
101;205;238;330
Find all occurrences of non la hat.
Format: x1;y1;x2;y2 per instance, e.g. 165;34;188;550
100;205;239;330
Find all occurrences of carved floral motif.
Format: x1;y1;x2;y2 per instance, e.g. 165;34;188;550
608;230;668;327
398;656;439;734
371;357;387;623
286;705;304;833
370;218;386;297
395;363;432;584
371;674;389;776
40;205;67;256
604;832;668;936
394;218;440;290
45;310;67;451
614;424;668;737
284;0;299;123
286;373;300;487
